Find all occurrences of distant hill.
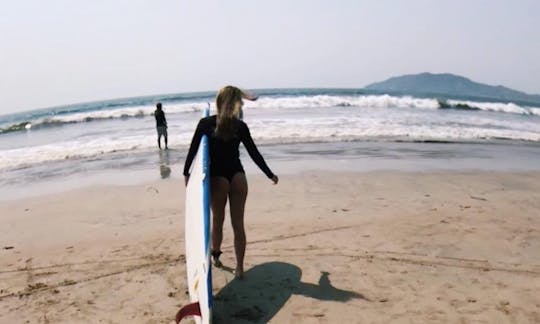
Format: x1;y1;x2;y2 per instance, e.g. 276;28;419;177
365;73;540;105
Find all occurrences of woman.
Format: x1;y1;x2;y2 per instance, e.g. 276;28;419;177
183;86;278;279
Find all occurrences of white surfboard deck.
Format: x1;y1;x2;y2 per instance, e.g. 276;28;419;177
179;106;212;324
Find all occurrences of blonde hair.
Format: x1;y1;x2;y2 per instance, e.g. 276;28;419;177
215;86;244;140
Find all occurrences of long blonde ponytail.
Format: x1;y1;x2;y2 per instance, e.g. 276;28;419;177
215;86;243;140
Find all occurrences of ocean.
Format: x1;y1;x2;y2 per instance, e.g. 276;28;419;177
1;88;540;197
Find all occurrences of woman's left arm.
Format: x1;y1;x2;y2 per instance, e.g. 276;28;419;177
240;122;275;180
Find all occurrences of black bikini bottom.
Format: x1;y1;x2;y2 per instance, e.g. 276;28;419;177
210;164;245;182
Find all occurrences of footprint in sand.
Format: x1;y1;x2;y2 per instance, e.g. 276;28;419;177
27;282;48;291
61;279;77;286
146;187;159;194
497;301;511;314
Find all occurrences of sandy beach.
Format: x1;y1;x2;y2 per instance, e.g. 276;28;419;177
1;170;539;323
3;1;540;323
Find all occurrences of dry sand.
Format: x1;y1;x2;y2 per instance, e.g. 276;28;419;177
1;171;540;323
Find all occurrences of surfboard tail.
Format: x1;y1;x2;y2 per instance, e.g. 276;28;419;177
175;301;201;323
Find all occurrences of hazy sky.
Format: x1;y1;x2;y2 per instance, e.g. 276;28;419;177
1;0;539;114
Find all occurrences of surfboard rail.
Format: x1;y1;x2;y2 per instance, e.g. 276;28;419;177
177;105;212;324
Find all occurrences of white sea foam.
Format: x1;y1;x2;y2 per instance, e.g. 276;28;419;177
447;99;537;115
0;131;190;171
244;95;440;110
24;103;206;129
1;121;539;171
530;107;540;116
7;95;540;134
1;94;540;171
16;95;442;131
246;116;540;144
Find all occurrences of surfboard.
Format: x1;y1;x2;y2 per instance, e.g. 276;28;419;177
176;105;212;324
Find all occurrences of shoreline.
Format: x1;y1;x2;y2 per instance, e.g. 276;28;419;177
2;140;540;202
1;170;540;322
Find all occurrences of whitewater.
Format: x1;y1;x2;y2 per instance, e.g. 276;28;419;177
0;89;539;176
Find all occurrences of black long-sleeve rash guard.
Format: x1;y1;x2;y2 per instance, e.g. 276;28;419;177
183;115;274;179
154;109;167;127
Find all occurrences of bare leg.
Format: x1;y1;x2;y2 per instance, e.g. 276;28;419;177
157;134;162;149
229;172;248;279
211;177;229;266
164;135;168;149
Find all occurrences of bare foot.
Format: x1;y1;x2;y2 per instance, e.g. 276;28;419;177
213;258;223;268
211;250;223;268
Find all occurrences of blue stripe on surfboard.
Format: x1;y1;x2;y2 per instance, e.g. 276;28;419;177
201;105;213;312
201;135;209;253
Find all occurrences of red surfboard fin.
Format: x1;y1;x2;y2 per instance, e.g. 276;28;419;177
175;301;201;323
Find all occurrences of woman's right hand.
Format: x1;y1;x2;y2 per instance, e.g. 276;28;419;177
241;90;258;101
271;175;279;185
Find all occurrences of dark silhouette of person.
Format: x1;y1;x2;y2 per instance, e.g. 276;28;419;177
154;102;168;150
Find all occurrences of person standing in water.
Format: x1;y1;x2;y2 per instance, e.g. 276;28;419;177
183;86;278;279
154;102;168;150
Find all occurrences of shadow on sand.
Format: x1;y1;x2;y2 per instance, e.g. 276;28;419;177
212;262;368;323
